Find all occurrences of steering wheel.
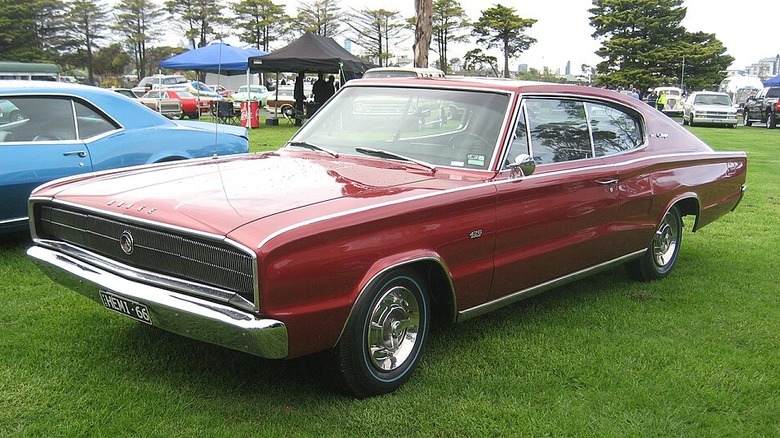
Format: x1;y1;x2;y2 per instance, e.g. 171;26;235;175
448;132;491;150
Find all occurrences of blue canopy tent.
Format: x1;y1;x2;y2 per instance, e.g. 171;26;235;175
159;42;267;74
159;42;268;126
764;75;780;87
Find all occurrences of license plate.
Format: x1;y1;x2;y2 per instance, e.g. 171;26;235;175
99;290;152;325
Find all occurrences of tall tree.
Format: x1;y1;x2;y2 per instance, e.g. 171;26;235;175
463;48;498;76
589;0;733;91
0;0;69;62
413;0;432;68
431;0;469;74
294;0;342;38
472;4;536;78
112;0;165;79
92;42;133;78
346;8;407;67
164;0;227;49
232;0;289;51
64;0;110;84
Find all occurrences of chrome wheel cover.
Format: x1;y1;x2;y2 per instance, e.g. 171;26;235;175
653;212;679;268
366;285;420;372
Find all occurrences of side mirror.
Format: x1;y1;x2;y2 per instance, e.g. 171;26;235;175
508;154;536;178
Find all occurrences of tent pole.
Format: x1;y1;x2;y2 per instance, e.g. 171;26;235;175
246;68;252;130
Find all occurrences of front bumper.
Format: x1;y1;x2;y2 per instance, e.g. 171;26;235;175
27;245;288;359
692;116;738;126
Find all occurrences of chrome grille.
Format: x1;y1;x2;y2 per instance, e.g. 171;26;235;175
37;204;255;303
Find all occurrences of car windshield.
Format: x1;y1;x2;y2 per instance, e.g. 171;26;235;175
290;86;510;170
694;94;731;105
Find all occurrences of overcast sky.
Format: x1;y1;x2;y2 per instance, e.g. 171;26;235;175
340;0;779;73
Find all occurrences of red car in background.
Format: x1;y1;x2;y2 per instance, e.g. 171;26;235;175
160;89;215;119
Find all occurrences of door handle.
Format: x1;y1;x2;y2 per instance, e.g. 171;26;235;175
596;178;619;185
63;150;87;158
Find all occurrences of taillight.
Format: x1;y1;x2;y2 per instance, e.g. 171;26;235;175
774;102;780;112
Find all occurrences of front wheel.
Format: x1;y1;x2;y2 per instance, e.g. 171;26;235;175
328;268;430;398
626;206;683;282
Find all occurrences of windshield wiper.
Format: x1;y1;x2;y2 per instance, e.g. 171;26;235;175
287;141;339;158
354;147;436;172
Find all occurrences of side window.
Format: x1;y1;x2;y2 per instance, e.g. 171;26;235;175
74;100;118;139
502;106;529;169
526;98;592;165
0;97;76;141
586;102;643;157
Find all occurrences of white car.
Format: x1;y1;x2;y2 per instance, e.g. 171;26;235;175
230;85;271;110
682;91;738;128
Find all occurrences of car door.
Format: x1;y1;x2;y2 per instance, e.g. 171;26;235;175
0;96;91;226
489;97;622;301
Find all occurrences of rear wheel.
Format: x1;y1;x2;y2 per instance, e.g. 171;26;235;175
767;112;777;129
328;268;430;398
626;206;683;282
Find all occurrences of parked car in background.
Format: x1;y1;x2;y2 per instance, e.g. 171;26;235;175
208;84;233;97
131;74;188;97
26;79;746;397
0;81;249;234
111;88;137;99
742;86;780;128
159;89;215;119
652;86;684;115
167;81;223;100
681;91;738;128
138;89;183;119
362;66;445;78
230;84;271;112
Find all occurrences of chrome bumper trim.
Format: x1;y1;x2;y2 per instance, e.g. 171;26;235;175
27;246;288;359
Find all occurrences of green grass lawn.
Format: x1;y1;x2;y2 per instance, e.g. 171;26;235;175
1;123;778;436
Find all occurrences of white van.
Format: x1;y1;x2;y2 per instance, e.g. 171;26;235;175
362;67;445;79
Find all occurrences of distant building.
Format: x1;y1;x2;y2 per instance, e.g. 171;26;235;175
743;55;780;80
565;61;571;76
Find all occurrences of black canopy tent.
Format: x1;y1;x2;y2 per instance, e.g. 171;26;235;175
248;33;376;82
249;33;376;123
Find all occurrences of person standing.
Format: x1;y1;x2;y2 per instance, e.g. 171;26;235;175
293;72;305;125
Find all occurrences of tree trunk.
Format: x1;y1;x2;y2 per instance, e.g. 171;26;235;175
413;0;432;68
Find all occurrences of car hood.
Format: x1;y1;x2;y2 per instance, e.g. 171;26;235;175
36;152;450;236
173;120;248;138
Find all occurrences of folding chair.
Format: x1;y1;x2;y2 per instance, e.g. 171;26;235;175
215;101;239;125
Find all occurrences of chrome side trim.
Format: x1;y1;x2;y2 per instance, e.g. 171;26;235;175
0;216;27;225
457;250;645;322
27;245;287;359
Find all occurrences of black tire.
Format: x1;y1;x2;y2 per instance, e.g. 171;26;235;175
767;112;777;129
688;115;695;127
743;110;753;126
626;206;683;282
329;268;430;398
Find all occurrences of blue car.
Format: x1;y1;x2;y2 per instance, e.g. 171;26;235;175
0;81;249;234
